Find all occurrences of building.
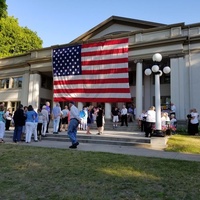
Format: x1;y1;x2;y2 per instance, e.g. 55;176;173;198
0;16;200;121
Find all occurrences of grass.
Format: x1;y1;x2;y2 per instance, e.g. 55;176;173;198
0;144;200;200
166;134;200;154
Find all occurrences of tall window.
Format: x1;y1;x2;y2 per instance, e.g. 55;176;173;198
153;96;171;110
41;75;53;90
11;101;21;112
12;77;22;88
0;78;9;89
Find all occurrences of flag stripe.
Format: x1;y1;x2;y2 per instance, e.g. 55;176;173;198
53;83;130;90
53;78;129;85
82;58;128;66
53;97;130;103
81;48;128;57
54;88;130;94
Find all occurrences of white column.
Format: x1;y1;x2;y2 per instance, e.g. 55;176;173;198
135;61;143;119
21;71;30;107
155;74;161;131
105;103;112;120
28;73;41;110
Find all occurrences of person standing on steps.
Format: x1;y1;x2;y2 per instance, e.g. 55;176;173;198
5;108;12;131
45;101;51;133
41;105;49;137
144;106;156;137
67;101;81;149
96;105;104;135
13;104;26;143
120;104;128;127
112;106;119;129
51;103;62;134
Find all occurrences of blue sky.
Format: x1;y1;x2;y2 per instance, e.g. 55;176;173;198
6;0;200;48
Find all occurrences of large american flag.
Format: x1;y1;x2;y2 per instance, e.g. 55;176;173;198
52;38;131;102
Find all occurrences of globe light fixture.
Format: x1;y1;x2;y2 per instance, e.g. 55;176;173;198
152;53;162;62
145;53;171;136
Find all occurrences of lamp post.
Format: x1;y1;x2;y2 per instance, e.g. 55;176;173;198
145;53;171;136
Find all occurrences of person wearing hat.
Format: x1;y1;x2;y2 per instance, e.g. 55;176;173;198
12;104;26;143
68;101;81;149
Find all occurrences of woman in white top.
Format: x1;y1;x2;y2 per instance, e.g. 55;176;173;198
145;106;156;137
190;108;199;135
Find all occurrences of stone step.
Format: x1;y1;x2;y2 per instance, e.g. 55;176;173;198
94;120;140;132
4;130;151;148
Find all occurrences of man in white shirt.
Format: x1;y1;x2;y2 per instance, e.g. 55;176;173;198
120;105;128;127
67;101;81;149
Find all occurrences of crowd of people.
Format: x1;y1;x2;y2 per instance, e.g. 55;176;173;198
137;103;199;137
0;102;107;148
0;101;199;146
137;104;178;137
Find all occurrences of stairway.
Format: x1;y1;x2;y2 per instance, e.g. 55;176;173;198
4;124;151;148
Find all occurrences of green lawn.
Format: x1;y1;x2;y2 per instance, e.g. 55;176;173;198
166;134;200;154
0;143;200;200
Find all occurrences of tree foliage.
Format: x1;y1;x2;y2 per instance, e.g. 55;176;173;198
0;0;7;19
0;16;43;58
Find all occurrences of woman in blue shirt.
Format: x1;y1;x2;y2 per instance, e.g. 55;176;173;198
25;105;35;143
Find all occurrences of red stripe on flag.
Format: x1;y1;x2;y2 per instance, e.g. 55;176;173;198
82;58;128;66
54;97;132;103
82;67;128;75
81;48;128;57
53;78;129;85
54;88;130;94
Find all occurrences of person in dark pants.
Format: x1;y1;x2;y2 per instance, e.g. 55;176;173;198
13;104;26;143
67;101;81;149
145;106;156;137
187;109;193;135
120;104;128;127
5;108;12;131
96;105;104;135
45;101;51;133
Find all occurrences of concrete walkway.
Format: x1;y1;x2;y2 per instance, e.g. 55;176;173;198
4;129;200;162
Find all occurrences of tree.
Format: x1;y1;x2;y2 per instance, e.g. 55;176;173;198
0;16;43;58
0;0;7;19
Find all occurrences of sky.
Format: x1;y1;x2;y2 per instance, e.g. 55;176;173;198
6;0;200;48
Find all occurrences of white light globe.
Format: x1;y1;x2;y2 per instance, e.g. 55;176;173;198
144;68;152;76
163;66;171;74
152;53;162;62
152;65;159;72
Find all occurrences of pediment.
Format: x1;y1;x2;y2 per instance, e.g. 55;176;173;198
70;15;166;43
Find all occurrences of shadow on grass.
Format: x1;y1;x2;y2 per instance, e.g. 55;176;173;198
0;144;200;200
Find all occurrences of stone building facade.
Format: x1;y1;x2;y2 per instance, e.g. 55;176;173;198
0;16;200;120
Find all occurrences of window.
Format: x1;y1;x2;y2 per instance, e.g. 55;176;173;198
41;75;53;90
0;78;9;89
153;96;171;110
12;77;22;88
11;101;21;112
